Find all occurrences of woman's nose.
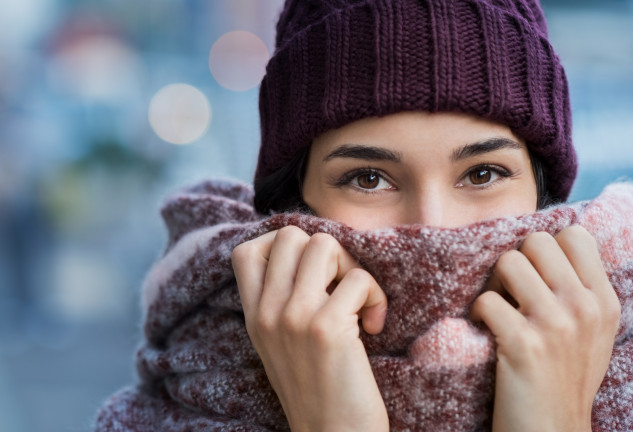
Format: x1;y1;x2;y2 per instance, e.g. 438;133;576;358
406;187;474;228
408;188;448;227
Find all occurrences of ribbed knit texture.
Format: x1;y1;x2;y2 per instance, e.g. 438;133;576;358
94;179;633;431
256;0;576;202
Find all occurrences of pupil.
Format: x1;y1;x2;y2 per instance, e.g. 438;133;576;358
359;173;379;189
471;169;491;184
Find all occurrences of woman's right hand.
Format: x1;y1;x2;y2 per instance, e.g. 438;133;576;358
231;226;389;432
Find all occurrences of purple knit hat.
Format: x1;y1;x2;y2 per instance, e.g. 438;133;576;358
256;0;577;202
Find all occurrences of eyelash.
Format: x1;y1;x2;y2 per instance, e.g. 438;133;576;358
334;164;515;193
333;168;394;193
458;164;514;189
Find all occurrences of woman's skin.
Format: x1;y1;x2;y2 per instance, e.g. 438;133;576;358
303;111;538;229
232;111;621;432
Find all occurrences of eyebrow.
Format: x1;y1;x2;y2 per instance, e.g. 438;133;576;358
451;137;523;161
323;144;402;162
323;138;522;163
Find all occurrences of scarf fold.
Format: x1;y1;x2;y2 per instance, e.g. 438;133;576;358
95;179;633;432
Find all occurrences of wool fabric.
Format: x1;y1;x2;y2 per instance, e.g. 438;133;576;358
95;179;633;431
256;0;576;202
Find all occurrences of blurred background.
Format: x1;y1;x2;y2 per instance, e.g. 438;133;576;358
0;0;631;431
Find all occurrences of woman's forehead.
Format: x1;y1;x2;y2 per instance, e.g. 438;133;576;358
312;111;526;158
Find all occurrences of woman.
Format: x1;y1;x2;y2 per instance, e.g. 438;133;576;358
232;0;619;430
234;113;619;431
95;0;630;430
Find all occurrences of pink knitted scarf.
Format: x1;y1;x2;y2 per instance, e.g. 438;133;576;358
95;179;633;431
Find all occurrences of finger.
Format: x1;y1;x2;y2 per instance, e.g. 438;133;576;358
483;271;518;309
291;233;361;308
488;250;556;316
555;226;621;324
321;268;388;335
471;290;528;341
554;226;611;294
259;226;310;315
231;230;278;316
519;231;583;297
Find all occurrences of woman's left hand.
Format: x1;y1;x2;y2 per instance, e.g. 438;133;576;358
471;225;621;432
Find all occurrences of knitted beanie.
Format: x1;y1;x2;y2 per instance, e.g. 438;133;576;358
256;0;577;202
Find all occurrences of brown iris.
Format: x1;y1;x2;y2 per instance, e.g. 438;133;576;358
357;173;380;189
469;169;492;185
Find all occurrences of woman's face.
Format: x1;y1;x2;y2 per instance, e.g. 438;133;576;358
302;111;538;229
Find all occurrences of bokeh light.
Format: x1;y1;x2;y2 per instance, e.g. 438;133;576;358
209;30;269;91
46;35;142;103
148;83;212;145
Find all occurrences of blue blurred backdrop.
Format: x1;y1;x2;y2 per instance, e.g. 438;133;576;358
0;1;631;431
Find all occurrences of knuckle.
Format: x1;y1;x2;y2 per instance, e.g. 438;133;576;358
276;225;309;242
604;293;622;327
563;224;592;238
495;249;526;269
475;290;500;307
307;313;335;346
577;296;602;324
471;290;503;321
254;312;278;335
512;327;545;357
231;241;256;263
345;267;373;284
548;313;577;339
309;232;339;250
521;231;555;253
557;225;596;248
576;285;621;331
279;307;306;335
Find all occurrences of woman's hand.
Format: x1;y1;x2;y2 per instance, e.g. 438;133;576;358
232;226;389;432
472;225;621;432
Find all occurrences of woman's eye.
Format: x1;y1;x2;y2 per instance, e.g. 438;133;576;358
349;171;392;190
356;173;380;189
468;168;494;185
460;165;510;188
